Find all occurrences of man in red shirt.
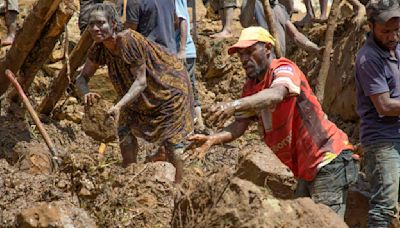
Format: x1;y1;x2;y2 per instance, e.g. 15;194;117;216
189;26;358;217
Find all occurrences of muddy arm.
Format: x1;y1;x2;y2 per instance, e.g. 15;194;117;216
188;117;252;160
285;20;321;53
114;63;147;109
177;17;188;58
75;58;100;97
370;92;400;116
234;85;288;111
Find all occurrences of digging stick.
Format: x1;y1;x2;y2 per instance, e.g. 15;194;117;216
192;0;198;41
315;0;342;103
5;70;60;168
261;0;283;58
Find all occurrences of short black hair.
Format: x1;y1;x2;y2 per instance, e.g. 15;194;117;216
88;2;124;32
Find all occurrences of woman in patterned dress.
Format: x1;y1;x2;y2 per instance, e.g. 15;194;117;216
75;3;194;183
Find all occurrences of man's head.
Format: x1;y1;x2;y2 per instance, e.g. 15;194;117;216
88;3;123;43
367;0;400;50
228;27;276;81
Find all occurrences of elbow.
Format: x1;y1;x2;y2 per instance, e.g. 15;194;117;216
376;104;393;116
138;78;147;91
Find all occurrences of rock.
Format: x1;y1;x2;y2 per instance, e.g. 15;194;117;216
196;37;238;79
13;142;53;174
151;162;176;183
235;144;296;199
173;173;348;227
81;99;117;143
15;201;97;228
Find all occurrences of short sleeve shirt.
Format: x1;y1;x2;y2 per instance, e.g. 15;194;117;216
237;58;353;180
175;0;196;58
126;0;177;54
355;33;400;145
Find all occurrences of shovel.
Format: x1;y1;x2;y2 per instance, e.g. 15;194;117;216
5;69;60;170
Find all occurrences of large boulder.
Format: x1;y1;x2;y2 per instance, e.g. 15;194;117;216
235;144;296;199
173;171;348;227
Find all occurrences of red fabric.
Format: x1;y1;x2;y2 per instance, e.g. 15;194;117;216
241;58;354;181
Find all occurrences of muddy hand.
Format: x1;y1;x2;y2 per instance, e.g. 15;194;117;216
107;105;121;124
84;92;101;106
188;134;215;160
208;101;236;128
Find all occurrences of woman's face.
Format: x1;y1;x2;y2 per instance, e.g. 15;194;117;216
88;10;114;43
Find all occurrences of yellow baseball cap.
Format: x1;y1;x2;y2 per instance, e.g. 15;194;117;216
228;26;276;55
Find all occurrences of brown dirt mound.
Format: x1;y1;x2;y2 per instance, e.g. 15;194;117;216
173;171;348;228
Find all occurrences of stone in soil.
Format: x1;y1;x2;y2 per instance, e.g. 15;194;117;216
81;99;117;143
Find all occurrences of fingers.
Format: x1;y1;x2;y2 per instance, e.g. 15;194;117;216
84;93;100;106
188;134;208;142
195;141;212;159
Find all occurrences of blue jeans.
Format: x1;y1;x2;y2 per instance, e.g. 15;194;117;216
185;58;200;108
295;150;358;217
364;142;400;228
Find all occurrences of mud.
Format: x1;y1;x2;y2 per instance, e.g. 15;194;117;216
174;172;348;228
81;99;117;143
0;0;391;227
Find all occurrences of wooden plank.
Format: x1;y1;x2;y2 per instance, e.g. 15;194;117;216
0;0;63;96
315;0;342;103
261;0;283;58
19;0;77;92
38;29;93;115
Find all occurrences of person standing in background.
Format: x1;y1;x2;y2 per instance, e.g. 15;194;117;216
175;0;205;130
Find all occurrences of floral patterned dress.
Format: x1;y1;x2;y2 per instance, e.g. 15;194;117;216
88;29;194;146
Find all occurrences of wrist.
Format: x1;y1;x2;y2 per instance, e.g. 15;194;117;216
231;99;242;112
114;103;123;109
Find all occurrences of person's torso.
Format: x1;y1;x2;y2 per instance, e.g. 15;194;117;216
355;39;400;145
138;0;177;54
94;31;188;113
243;59;352;180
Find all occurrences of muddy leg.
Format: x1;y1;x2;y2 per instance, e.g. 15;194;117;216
211;7;234;38
119;133;138;167
166;147;184;184
319;0;328;21
295;0;314;27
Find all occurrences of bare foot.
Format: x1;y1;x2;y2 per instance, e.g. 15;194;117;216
210;30;233;38
2;36;14;46
294;15;313;27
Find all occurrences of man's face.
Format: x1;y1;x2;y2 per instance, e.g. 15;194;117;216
237;42;271;80
88;10;114;43
370;17;400;51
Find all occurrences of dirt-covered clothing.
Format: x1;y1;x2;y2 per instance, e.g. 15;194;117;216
236;58;354;181
88;29;194;146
